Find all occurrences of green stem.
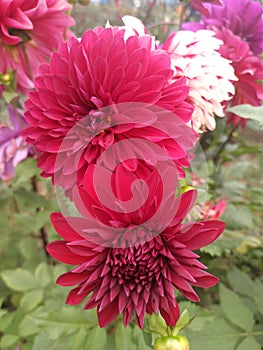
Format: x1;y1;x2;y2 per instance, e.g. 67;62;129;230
213;125;238;165
31;176;51;263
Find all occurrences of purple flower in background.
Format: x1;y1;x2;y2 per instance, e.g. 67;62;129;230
0;106;30;183
185;0;263;56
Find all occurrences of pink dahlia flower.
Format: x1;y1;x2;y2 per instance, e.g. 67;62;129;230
213;28;263;128
185;0;263;56
0;0;75;93
190;0;222;17
0;105;30;183
47;163;225;328
189;197;228;222
163;30;236;132
23;26;196;193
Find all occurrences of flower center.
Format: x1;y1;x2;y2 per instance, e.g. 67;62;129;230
108;227;164;290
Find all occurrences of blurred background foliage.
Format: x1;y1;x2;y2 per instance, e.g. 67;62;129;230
0;1;262;349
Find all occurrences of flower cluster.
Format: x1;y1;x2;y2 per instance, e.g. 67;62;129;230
162;29;236;131
184;0;263;127
23;19;227;329
0;0;75;94
47;165;225;328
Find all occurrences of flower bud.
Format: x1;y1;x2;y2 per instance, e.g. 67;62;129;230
154;335;190;350
181;185;194;194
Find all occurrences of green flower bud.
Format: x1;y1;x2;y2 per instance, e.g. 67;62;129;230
154;335;190;350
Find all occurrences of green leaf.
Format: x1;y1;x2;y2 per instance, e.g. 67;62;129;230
84;327;107;350
172;309;193;335
35;263;51;288
185;317;240;350
1;269;39;291
147;313;168;336
227;105;263;128
2;91;18;104
235;337;261;350
32;332;55;350
252;280;263;316
115;323;137;350
220;284;254;332
20;289;43;312
133;327;152;350
222;204;254;229
0;312;15;332
179;301;214;332
19;314;40;337
12;158;39;188
0;334;19;348
227;268;255;297
70;327;89;348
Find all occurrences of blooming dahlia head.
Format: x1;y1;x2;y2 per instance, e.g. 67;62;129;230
186;0;263;56
0;0;75;93
47;163;225;328
0;105;30;183
215;28;263;128
162;30;236;132
23;25;196;193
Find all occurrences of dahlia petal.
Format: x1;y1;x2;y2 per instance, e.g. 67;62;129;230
50;212;86;241
66;287;87;305
46;241;88;265
180;220;225;249
170;271;200;302
97;298;120;327
160;297;180;327
118;291;129;313
192;272;219;288
123;302;134;327
57;271;90;286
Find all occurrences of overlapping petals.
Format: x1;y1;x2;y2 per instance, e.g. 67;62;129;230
185;0;263;56
215;28;263;127
163;30;236;131
0;0;75;93
23;26;196;193
47;163;225;328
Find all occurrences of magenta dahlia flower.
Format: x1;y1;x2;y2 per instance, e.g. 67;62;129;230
215;28;263;127
185;0;263;56
0;0;75;93
0;105;30;183
23;26;196;193
162;30;236;132
47;163;225;328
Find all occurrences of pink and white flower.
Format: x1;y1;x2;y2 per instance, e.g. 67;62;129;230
163;30;237;132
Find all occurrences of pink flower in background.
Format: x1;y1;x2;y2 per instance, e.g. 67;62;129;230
0;106;30;182
0;0;75;93
190;0;222;16
47;163;225;328
215;28;263;128
23;26;196;193
163;30;236;132
197;198;228;221
185;0;263;56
